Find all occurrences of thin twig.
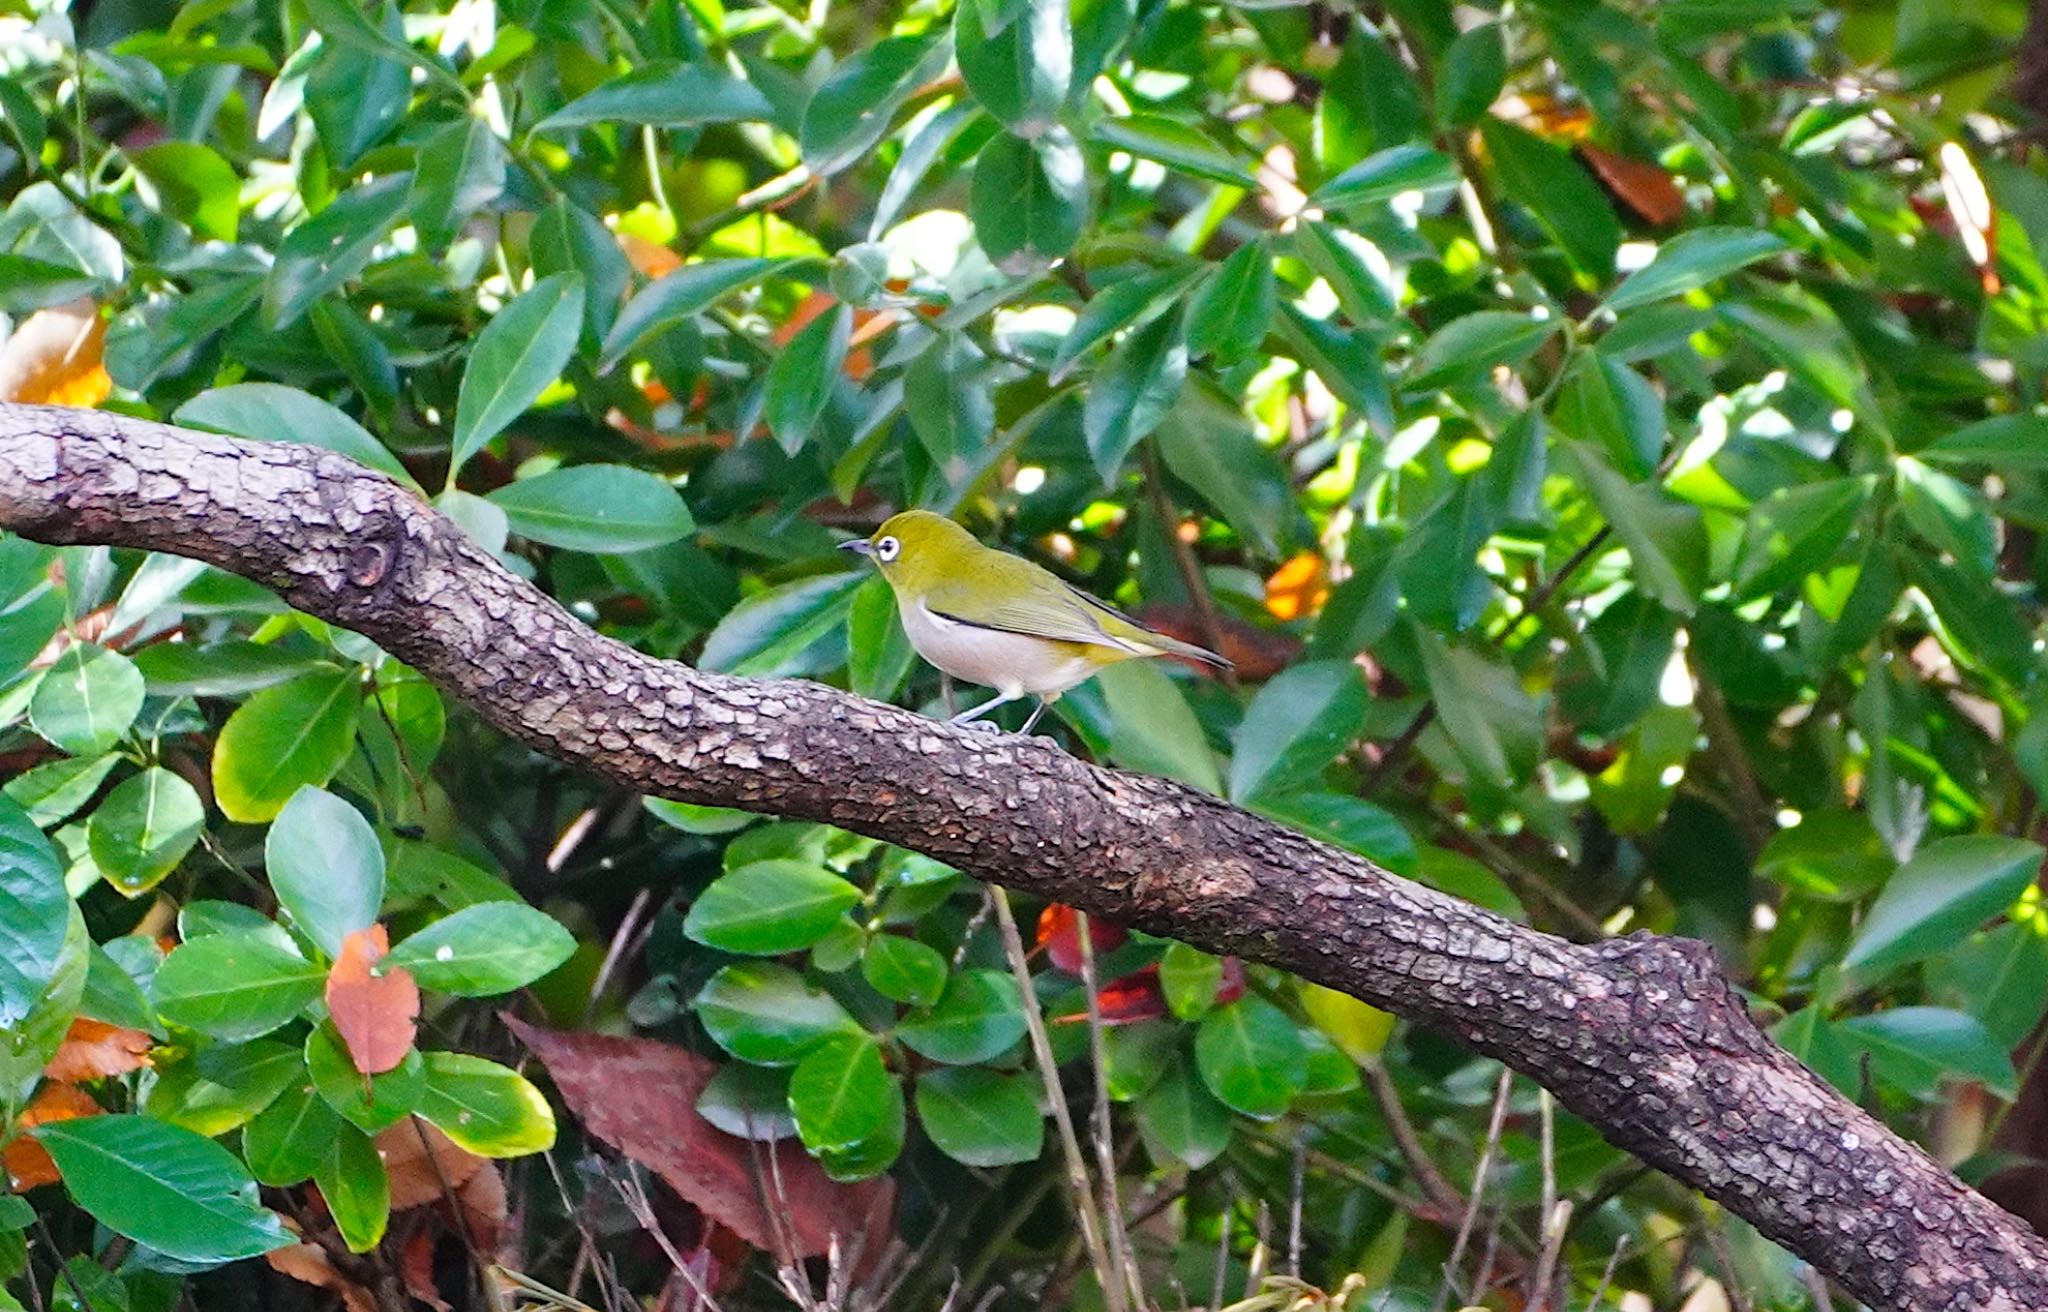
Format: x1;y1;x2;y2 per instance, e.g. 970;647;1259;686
991;887;1124;1312
1586;1237;1630;1312
1208;1197;1234;1311
1430;1067;1514;1312
1140;440;1237;689
1075;910;1148;1311
1287;1132;1306;1279
1527;1201;1573;1312
1702;1218;1755;1312
1361;1059;1462;1217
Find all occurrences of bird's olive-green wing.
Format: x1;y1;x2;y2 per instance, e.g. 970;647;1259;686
922;556;1147;652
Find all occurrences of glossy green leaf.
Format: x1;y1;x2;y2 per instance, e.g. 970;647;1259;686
408;115;505;251
146;1040;302;1136
386;902;574;996
488;464;694;554
685;859;862;955
1194;997;1307;1121
600;258;789;368
153;934;323;1041
1137;1050;1230;1169
243;1081;343;1186
972;128;1089;268
848;575;917;702
1435;23;1505;127
699;572;864;677
801;35;953;176
265;786;385;959
696;1063;796;1141
1092;114;1256;186
917;1067;1044;1167
263;174;409;330
450;272;587;479
1228;660;1370;803
175;384;414;486
39;1116;290;1262
1096;660;1225;794
1159;942;1224;1021
131;141;240;241
763;302;850;455
211;669;361;824
957;0;1071;134
1477;117;1621;281
897;968;1028;1064
1082;304;1186;480
1838;1006;2017;1100
1843;835;2042;979
419;1051;557;1156
789;1033;904;1180
314;1121;390;1252
1604;228;1787;314
538;60;772;131
306;1021;425;1132
29;643;144;756
87;767;204;897
1939;921;2048;1048
1185;240;1276;361
3;752;118;829
861;933;948;1007
1918;415;2048;473
1310;143;1458;212
1731;477;1873;599
695;962;859;1065
1254;793;1416;874
904;332;995;472
0;794;74;1027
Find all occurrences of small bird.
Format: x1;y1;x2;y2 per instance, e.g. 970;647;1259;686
841;510;1232;734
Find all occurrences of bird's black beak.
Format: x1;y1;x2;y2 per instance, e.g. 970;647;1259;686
838;538;873;557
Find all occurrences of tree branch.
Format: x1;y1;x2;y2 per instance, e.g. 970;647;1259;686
1;402;2043;1312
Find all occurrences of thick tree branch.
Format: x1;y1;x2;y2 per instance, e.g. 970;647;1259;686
0;403;2042;1312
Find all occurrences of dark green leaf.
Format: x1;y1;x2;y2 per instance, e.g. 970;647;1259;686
685;859;862;955
1603;227;1786;313
387;903;575;996
3;752;119;829
1137;1051;1230;1168
1310;144;1458;212
695;962;858;1064
210;669;360;824
972;128;1089;268
1843;835;2042;979
175;383;415;487
1478;117;1621;282
861;934;948;1007
917;1067;1044;1167
265;786;384;959
1082;304;1186;480
408;116;505;251
800;35;953;176
957;0;1071;134
1095;660;1225;794
0;796;73;1052
1838;1006;2017;1100
763;303;850;455
601;258;791;368
37;1116;290;1263
243;1082;343;1186
313;1121;389;1252
538;61;772;131
1918;415;2048;473
1435;24;1505;127
1185;240;1276;361
897;968;1027;1064
450;272;587;478
696;1063;796;1140
153;934;323;1041
1731;477;1873;599
1159;942;1223;1020
1227;661;1370;803
305;1021;425;1132
1092;114;1256;186
88;767;204;897
263;174;410;330
698;572;864;677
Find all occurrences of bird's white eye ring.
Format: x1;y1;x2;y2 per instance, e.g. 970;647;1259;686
876;535;900;562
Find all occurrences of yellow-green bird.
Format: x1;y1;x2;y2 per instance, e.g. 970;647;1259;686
841;510;1231;734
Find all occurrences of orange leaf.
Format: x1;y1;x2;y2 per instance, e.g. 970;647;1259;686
1035;905;1129;974
1575;145;1684;227
44;1017;154;1082
265;1228;380;1312
619;232;684;279
0;298;111;407
4;1082;102;1191
377;1117;485;1212
326;925;421;1075
1264;551;1330;621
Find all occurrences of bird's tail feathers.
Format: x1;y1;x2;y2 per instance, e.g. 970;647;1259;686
1144;631;1233;671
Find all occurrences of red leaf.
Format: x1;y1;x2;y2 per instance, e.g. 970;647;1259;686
1055;965;1169;1025
1575;144;1684;227
44;1017;153;1082
326;925;420;1075
506;1018;895;1267
1036;904;1128;973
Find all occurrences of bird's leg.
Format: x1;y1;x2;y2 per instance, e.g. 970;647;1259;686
951;691;1016;726
941;672;958;718
1018;698;1051;736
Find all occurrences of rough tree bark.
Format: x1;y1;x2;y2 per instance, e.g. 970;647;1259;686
0;402;2042;1312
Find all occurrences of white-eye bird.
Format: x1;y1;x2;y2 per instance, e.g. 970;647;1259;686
840;510;1231;733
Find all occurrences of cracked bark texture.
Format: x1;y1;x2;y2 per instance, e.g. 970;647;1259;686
1;402;2043;1312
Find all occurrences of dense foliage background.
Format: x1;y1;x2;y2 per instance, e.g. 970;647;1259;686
5;0;2048;1307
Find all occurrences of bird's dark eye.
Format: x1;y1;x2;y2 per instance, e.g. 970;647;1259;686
876;535;900;562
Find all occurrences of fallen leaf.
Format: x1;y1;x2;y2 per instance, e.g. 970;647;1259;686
265;1221;379;1312
0;298;111;407
45;1017;155;1082
507;1018;895;1266
4;1082;102;1190
327;925;421;1075
377;1117;486;1211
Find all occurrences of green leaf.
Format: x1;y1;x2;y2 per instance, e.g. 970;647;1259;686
29;643;144;756
3;752;119;829
1227;661;1370;803
685;859;862;955
1083;305;1187;480
957;0;1071;134
178;384;417;485
1477;117;1621;282
488;465;694;555
600;258;789;368
81;942;158;1033
1155;380;1292;558
538;60;772;131
1771;1006;1858;1094
145;1040;302;1136
37;1115;291;1263
1092;114;1256;186
1417;633;1545;790
314;1122;390;1253
134;642;335;699
1731;476;1873;599
861;934;948;1007
904;332;995;473
87;767;204;897
131;141;241;241
695;962;858;1065
153;934;324;1042
789;1033;904;1180
1411;310;1557;390
419;1051;557;1156
1159;942;1224;1021
408;116;505;251
1194;997;1307;1120
1298;982;1394;1064
896;968;1028;1064
1548;350;1664;480
1939;921;2048;1048
0;253;98;314
1435;23;1505;127
0;795;75;1032
1566;444;1708;615
1755;809;1893;903
801;35;953;176
1842;835;2043;979
264;174;410;330
1918;415;2048;473
211;668;362;824
1254;793;1416;874
265;786;385;959
304;0;458;90
306;1021;425;1132
532;198;631;351
1136;1050;1230;1169
1185;240;1276;361
450;272;587;479
1603;227;1786;313
1049;269;1190;384
763;303;850;455
385;903;574;996
972;128;1090;268
1838;1006;2017;1100
243;1081;343;1186
848;575;917;702
1096;660;1224;794
699;572;864;677
917;1067;1044;1167
1310;143;1458;212
697;1063;797;1140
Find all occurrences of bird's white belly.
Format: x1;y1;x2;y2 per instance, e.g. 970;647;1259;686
899;599;1100;697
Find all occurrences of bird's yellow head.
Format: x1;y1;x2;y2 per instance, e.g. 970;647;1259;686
838;509;980;594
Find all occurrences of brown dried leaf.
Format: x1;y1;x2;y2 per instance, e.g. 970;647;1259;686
44;1017;154;1082
1576;144;1685;227
377;1117;486;1212
326;924;420;1075
0;298;111;407
265;1233;380;1312
4;1082;102;1190
506;1018;895;1264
